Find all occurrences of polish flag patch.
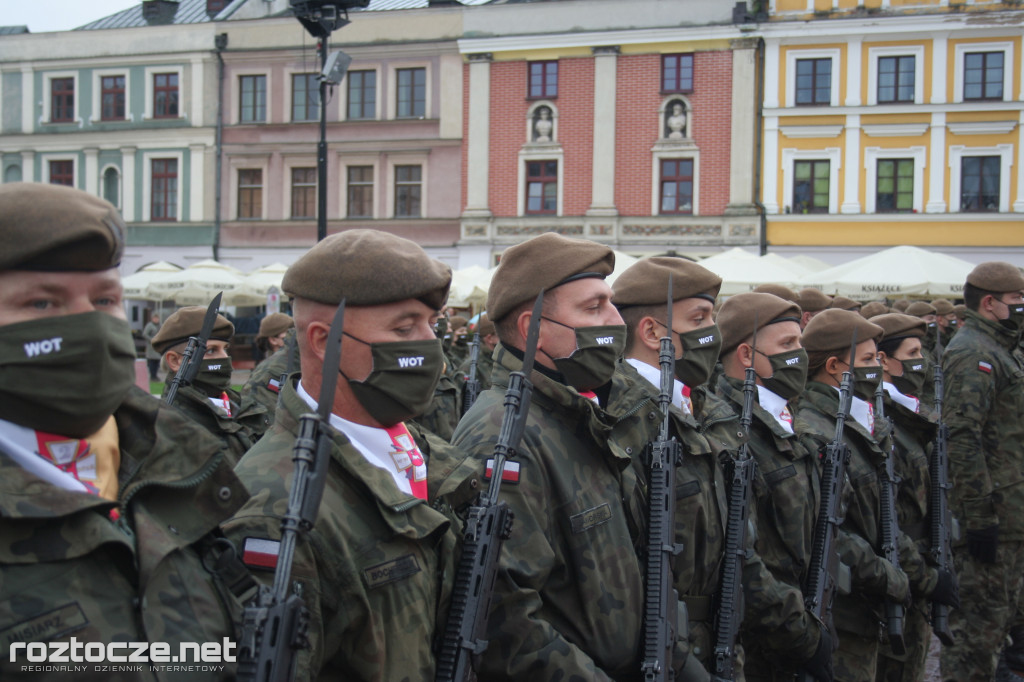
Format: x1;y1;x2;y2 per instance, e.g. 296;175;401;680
484;459;521;484
242;537;281;571
978;361;993;374
267;378;281;393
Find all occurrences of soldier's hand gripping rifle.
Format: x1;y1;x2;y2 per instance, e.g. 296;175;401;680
237;300;347;682
164;291;223;406
874;373;906;656
712;316;759;682
801;331;857;682
435;292;544;682
929;322;955;645
640;277;684;682
462;332;482;415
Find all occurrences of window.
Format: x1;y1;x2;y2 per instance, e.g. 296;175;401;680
292;73;320;122
238;169;262;219
963;52;1004;101
49;160;74;186
877;56;915;104
101;75;126;121
795;58;831;106
396;68;425;118
394;165;421;217
153;73;179;119
51;78;75;123
291;167;317;218
792;160;829;213
347;166;374;218
103;167;120;207
876;159;914;213
240;75;267;123
659;159;694;214
151;159;178;221
662;54;694;93
960;156;1000;213
525;161;557;215
347;70;376;120
528;61;558;98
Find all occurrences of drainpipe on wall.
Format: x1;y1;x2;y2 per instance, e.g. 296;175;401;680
753;35;768;256
213;32;228;261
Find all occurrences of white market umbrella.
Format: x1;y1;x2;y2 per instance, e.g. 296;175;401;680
449;265;494;311
787;254;832;274
145;259;263;306
244;262;289;299
796;246;976;298
121;261;183;300
699;248;802;296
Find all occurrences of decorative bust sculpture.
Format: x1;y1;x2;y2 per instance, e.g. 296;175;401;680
534;107;553;142
666;102;687;139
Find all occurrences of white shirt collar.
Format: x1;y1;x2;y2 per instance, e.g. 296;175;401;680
883;381;920;414
832;385;874;434
626;357;687;412
757;384;794;434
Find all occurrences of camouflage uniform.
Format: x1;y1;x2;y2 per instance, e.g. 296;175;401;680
161;380;269;467
411;363;462;441
239;331;300;420
457;342;496;394
940;310;1024;682
222;375;473;682
794;381;911;682
450;346;661;681
0;387;250;682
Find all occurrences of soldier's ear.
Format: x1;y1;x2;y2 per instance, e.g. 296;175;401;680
737;342;754;369
306;319;330;365
639;316;661;351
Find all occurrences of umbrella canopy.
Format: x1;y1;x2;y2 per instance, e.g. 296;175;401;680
449;265;493;311
145;259;263;306
244;262;289;299
796;246;976;298
787;254;832;274
121;261;183;299
698;248;803;296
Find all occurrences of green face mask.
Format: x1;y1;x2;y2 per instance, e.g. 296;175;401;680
852;365;883;401
194;357;233;397
343;334;444;427
541;320;626;391
0;311;136;438
756;347;808;400
674;323;723;387
891;357;927;396
998;300;1024;333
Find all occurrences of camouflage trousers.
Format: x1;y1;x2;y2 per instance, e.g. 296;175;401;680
834;630;878;682
876;596;932;682
941;540;1024;682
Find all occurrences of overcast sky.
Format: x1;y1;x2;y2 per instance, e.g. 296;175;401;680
3;1;141;32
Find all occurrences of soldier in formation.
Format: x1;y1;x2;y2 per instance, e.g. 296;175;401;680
238;312;299;419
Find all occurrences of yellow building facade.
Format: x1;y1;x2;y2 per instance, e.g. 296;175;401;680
760;0;1024;263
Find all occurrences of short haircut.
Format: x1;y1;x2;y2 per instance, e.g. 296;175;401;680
617;303;662;354
963;282;992;312
494;288;559;346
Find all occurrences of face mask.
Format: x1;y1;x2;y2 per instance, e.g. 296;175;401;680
756;348;808;400
852;365;883;401
997;299;1024;332
0;311;136;438
343;334;444;427
674;323;723;387
541;319;626;391
949;319;958;328
193;357;233;397
891;357;927;396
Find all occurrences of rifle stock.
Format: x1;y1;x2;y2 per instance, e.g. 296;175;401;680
165;291;223;406
929;325;955;645
462;333;482;415
875;380;906;656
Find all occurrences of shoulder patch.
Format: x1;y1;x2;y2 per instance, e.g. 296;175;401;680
364;554;421;589
242;537;280;571
484;459;520;484
266;378;281;393
978;361;993;374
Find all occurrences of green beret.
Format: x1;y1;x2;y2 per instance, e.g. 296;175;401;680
0;182;125;272
967;261;1024;293
282;229;452;309
953;303;967;319
258;312;294;339
488;233;614;322
830;296;862;312
717;293;802;354
612;257;721;308
802;308;884;353
870;312;926;341
152;306;234;355
475;313;495;337
797;287;832;313
752;283;800;305
891;298;911;312
449;315;469;330
859;301;889;319
905;301;937;317
930;299;955;315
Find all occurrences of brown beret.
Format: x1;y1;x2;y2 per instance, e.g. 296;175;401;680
891;299;911;312
0;182;125;272
966;261;1024;293
152;306;234;355
802;308;884;353
449;315;469;330
859;301;889;319
830;296;862;312
905;301;937;317
283;229;451;309
870;313;926;342
612;257;722;308
752;283;800;305
953;303;968;319
930;299;955;315
717;293;802;354
797;287;832;313
258;312;294;339
475;313;495;337
488;233;614;321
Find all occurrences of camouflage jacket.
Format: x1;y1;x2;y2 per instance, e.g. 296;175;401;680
0;387;249;682
221;375;470;682
942;310;1024;540
456;342;496;394
410;366;461;442
794;381;911;638
239;335;300;422
450;346;653;682
161;381;270;467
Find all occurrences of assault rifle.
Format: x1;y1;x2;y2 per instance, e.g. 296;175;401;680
279;330;298;389
434;292;544;682
164;291;223;407
929;324;955;645
640;277;684;682
712;316;759;682
801;331;857;682
237;300;346;682
874;376;906;656
462;333;482;415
